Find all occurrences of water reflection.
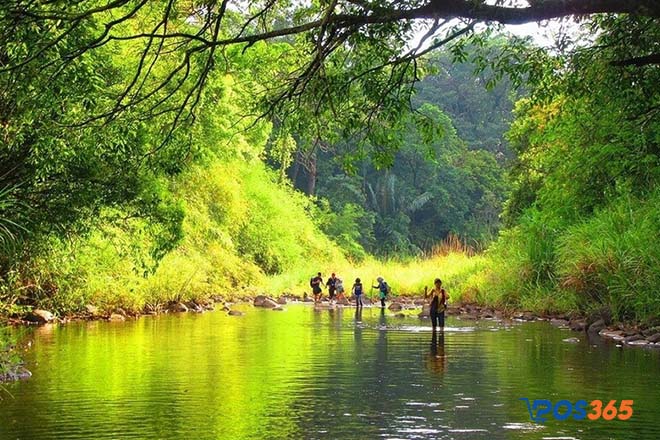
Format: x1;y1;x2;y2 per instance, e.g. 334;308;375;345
1;305;659;440
426;329;447;375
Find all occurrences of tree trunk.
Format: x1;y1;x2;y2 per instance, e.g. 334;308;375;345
306;153;317;196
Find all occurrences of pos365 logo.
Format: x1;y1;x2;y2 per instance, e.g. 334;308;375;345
520;398;634;423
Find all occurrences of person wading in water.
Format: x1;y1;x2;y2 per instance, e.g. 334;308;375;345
326;273;338;302
425;278;448;330
310;272;324;302
373;277;390;308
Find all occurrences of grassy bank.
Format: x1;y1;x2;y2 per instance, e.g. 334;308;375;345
267;248;485;301
0;158;345;317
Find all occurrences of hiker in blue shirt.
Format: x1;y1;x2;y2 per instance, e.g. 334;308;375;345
373;277;390;308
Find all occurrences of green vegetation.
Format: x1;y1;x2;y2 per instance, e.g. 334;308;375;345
0;1;658;334
457;15;660;323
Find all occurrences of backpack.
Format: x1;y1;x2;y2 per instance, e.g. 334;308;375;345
309;277;315;288
384;282;391;295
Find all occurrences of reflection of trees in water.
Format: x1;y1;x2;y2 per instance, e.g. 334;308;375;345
426;330;447;375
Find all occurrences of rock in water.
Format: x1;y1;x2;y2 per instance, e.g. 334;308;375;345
569;320;587;331
647;333;660;343
388;303;403;311
168;302;189;313
272;306;285;311
109;313;126;321
25;309;55;324
623;334;644;344
550;319;569;328
563;337;580;343
228;310;244;316
627;339;649;346
254;297;278;308
254;295;278;307
185;301;204;313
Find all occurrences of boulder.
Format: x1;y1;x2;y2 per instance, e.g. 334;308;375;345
109;313;125;321
522;312;536;321
627;339;649;346
569;319;587;332
623;334;644;344
253;295;278;308
388;302;403;311
253;295;269;307
277;296;287;305
185;301;204;313
642;326;660;337
168;302;189;313
646;333;660;343
227;310;244;316
550;319;569;328
600;330;625;341
588;319;606;334
259;298;278;309
25;309;55;324
413;299;426;306
85;304;100;316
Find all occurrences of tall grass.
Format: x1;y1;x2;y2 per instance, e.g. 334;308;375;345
555;191;660;322
455;191;660;322
267;247;485;300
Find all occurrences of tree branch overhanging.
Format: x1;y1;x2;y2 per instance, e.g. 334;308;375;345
2;0;658;139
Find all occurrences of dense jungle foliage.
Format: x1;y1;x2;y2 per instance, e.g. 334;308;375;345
0;1;657;327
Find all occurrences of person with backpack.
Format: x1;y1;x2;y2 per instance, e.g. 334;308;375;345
335;276;346;301
310;272;324;302
373;277;390;308
425;278;449;329
326;273;338;301
352;278;364;307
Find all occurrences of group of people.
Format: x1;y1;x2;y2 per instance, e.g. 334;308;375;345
309;273;449;329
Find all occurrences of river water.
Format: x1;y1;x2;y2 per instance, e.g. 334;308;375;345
1;305;658;439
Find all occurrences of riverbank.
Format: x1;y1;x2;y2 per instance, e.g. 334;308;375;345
3;296;659;384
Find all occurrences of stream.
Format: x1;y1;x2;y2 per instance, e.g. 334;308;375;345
1;304;658;439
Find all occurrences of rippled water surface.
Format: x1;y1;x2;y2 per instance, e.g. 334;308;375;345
1;305;659;439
